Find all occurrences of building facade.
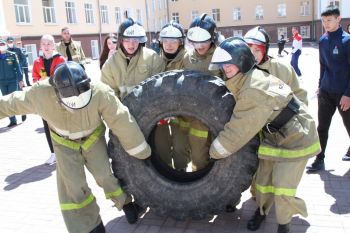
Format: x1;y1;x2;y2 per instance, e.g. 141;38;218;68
1;0;349;65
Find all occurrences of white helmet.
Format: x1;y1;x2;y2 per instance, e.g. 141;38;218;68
159;21;185;40
187;13;217;43
243;26;269;46
118;18;147;43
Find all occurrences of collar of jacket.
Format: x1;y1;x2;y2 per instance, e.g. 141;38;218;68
161;47;186;63
327;26;343;38
117;47;142;68
225;72;245;96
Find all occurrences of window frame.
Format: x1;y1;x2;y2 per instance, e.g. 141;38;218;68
65;1;77;24
100;5;109;24
233;7;241;21
84;2;95;24
255;5;264;20
14;0;32;24
212;8;220;22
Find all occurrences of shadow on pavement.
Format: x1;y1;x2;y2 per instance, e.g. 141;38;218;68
3;163;56;191
317;169;350;215
35;127;45;134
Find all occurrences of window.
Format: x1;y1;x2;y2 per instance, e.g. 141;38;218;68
115;7;121;24
212;8;220;22
277;3;286;17
328;0;340;7
152;0;156;12
158;0;162;10
163;0;167;8
233;7;241;21
172;12;179;23
171;0;178;2
191;10;199;20
42;0;56;24
65;1;77;24
100;5;109;24
300;25;310;38
91;40;99;59
233;29;243;37
84;3;94;24
14;0;31;23
136;9;142;23
277;27;288;39
300;1;310;16
159;17;163;29
255;5;264;20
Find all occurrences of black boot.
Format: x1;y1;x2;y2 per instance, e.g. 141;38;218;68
247;208;266;231
123;202;142;224
277;223;291;233
306;157;325;172
342;147;350;161
89;221;105;233
225;204;236;213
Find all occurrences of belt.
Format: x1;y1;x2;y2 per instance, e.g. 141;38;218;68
263;97;300;134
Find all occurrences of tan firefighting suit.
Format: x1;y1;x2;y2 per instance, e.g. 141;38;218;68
100;47;165;99
155;48;190;170
250;57;309;196
0;80;151;233
210;69;321;225
56;39;86;65
174;45;223;171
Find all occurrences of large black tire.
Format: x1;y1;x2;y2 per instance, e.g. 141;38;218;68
108;70;259;220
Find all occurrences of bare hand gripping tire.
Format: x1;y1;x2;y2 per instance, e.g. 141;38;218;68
108;70;259;220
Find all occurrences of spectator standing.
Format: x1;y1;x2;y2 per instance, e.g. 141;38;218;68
290;27;302;76
99;33;118;69
32;34;66;165
277;34;289;57
15;41;31;86
0;39;23;127
56;27;86;68
307;5;350;172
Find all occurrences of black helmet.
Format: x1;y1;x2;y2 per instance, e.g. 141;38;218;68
51;61;92;109
243;26;270;59
187;13;217;43
118;18;147;43
209;37;256;74
159;21;185;43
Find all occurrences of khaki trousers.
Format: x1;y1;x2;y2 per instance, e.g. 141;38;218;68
53;136;130;233
255;159;308;224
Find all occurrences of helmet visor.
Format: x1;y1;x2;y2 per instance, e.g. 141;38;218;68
209;46;233;70
187;26;211;43
61;89;92;109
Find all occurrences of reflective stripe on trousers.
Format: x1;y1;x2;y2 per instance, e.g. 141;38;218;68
255;184;296;196
50;124;106;151
171;118;208;138
258;141;321;159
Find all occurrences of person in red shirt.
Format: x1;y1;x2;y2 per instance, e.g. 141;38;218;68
32;34;66;165
290;27;303;76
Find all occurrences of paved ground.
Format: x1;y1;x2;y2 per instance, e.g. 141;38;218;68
0;46;349;233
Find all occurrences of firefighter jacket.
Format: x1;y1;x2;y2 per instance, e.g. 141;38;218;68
183;45;223;78
209;69;321;162
0;80;151;159
0;50;22;84
56;39;86;65
101;47;165;99
32;53;66;82
160;47;186;71
258;57;308;105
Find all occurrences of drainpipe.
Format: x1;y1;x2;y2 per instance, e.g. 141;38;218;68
98;0;102;51
312;0;315;41
145;0;151;42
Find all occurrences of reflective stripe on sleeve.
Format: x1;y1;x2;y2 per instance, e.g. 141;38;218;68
258;141;321;159
256;184;296;196
126;140;148;156
105;187;123;199
212;138;230;157
60;194;95;211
